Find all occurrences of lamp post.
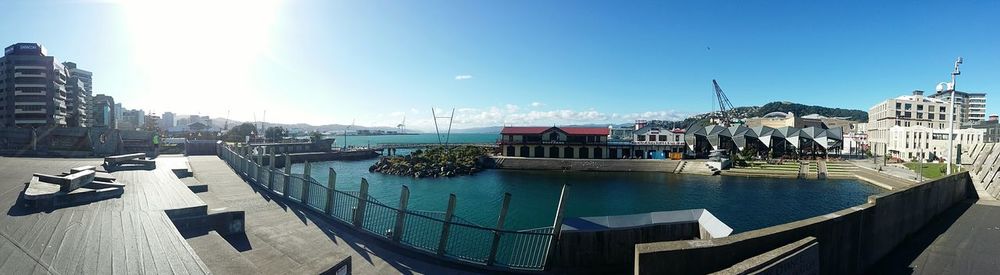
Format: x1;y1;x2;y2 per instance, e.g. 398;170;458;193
946;57;963;175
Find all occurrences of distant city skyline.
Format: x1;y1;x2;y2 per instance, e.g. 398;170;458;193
2;0;998;130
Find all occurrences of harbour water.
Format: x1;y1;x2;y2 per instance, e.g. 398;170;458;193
293;133;882;233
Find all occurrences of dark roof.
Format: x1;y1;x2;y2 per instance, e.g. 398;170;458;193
500;126;609;136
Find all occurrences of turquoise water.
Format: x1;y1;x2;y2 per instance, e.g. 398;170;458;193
292;141;882;233
335;133;497;148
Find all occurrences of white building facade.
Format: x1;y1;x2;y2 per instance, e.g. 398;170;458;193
886;125;983;162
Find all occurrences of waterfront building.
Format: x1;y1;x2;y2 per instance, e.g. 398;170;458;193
119;108;145;130
966;115;1000;143
744;112;825;128
841;123;869;156
609;125;634;141
685;124;844;157
498;126;610;159
89;94;115;128
113;102;123;128
144;113;161;131
868;90;953;156
161;111;176;129
610;124;686;159
885;125;983;162
0;43;70;127
928;89;987;124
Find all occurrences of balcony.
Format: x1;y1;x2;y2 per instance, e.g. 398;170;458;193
14;108;47;114
14;90;46;96
14;83;46;88
13;65;46;70
14;72;46;78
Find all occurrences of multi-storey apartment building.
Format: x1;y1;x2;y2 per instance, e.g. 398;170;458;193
65;76;88;127
0;43;70;128
64;62;93;127
928;90;987;124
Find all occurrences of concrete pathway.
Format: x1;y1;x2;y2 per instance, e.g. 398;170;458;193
184;156;481;275
868;200;1000;274
849;160;923;183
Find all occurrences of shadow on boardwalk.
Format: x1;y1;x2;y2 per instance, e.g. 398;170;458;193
186;156;492;275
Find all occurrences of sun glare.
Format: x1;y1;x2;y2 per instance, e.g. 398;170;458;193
119;0;283;117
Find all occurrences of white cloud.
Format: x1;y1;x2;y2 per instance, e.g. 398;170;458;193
454;75;473;80
530;102;544;107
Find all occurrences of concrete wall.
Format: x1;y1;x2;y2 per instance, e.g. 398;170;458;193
554;209;732;274
0;127;151;157
963;143;1000;199
634;172;976;275
491;156;679;172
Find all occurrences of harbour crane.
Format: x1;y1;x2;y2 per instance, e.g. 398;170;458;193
712;79;736;126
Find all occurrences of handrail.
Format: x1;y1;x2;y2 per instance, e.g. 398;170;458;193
216;143;555;270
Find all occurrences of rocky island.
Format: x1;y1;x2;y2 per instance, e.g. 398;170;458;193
369;146;492;178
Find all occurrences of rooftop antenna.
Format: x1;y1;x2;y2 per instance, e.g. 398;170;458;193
432;108;455;146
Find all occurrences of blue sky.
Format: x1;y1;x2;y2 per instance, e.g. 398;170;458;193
3;0;998;130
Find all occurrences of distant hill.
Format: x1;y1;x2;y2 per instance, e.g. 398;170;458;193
750;101;867;121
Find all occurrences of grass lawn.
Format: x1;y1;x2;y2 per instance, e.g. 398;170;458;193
903;163;962;180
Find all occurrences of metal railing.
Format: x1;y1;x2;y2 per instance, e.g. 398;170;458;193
217;143;564;271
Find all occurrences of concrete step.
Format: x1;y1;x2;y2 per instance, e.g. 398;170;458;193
184;231;258;274
180;176;209;193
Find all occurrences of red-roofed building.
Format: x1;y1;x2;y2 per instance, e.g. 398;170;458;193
498;126;611;158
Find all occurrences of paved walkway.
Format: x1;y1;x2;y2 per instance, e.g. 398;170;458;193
868;200;1000;274
184;156;479;275
849;160;922;183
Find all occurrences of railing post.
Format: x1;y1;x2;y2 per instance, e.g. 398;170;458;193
437;194;457;255
283;153;292;197
543;184;570;269
352;178;370;227
487;192;512;266
256;147;264;184
302;161;312;203
392;186;410;242
325;168;337;214
268;149;276;189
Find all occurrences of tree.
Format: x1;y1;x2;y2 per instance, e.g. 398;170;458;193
265;126;288;141
223;123;257;142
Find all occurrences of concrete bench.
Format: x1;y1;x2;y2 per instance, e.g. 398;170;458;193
104;153;156;169
33;170;96;192
68;166;117;182
24;169;125;208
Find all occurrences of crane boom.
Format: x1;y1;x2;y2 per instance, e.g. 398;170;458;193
712;79;735;126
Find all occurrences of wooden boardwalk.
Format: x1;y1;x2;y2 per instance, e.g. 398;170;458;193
0;157;209;274
185;156;479;275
